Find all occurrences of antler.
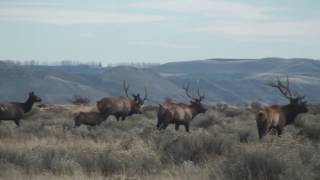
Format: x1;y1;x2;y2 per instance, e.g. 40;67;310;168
123;80;130;98
267;76;305;101
183;83;196;100
197;87;205;101
143;86;148;102
182;83;205;101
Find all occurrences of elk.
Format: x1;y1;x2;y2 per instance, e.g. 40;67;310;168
157;84;207;132
74;111;107;127
0;92;42;127
97;81;148;121
256;77;308;139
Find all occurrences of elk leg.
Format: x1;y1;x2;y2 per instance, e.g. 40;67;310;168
184;124;190;132
258;127;267;139
161;122;169;130
276;127;283;137
74;121;81;128
14;119;20;127
121;115;126;121
87;126;93;131
156;119;162;129
175;123;180;131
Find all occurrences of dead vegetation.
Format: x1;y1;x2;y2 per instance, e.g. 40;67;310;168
0;104;319;180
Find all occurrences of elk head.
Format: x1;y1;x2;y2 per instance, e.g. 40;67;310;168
268;76;308;113
28;92;42;103
123;80;148;113
183;83;206;114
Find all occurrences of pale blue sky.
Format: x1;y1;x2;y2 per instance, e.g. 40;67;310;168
0;0;319;64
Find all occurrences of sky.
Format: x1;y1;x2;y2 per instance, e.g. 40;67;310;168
0;0;319;64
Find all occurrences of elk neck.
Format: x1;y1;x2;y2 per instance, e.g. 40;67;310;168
282;105;301;124
189;105;200;118
22;97;35;113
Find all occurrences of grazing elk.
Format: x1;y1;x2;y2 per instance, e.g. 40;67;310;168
256;77;308;139
0;92;42;127
74;112;107;127
97;81;148;121
157;84;207;132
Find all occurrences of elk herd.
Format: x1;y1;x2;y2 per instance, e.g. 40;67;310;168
0;77;310;140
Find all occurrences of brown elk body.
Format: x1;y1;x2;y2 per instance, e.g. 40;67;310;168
0;92;42;127
257;77;308;139
97;81;147;121
157;84;207;132
74;112;106;127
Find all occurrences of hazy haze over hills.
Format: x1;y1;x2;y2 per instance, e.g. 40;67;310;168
0;58;319;104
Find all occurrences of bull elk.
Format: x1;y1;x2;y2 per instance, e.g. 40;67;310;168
256;77;308;139
0;92;42;127
157;84;207;132
97;81;148;121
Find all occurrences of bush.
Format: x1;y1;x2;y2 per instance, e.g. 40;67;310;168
160;131;233;164
224;151;286;180
295;114;320;141
71;96;90;105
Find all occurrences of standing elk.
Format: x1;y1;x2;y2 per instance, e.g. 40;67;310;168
256;77;308;139
157;84;207;132
97;81;148;121
0;92;42;127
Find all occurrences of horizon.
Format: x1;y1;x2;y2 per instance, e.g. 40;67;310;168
0;0;320;64
1;56;320;67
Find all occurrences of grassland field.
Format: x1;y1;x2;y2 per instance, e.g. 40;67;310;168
0;104;319;180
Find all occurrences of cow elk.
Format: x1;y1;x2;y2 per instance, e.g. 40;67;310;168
157;83;207;132
74;111;107;127
97;81;148;121
0;92;42;127
256;77;308;139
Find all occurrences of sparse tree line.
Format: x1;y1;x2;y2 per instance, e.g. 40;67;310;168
0;60;159;68
1;59;104;67
0;77;309;140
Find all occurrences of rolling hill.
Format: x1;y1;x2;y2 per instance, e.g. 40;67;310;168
0;58;319;104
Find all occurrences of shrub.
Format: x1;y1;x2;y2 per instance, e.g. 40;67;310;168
251;101;262;110
224;151;286;180
295;114;320;141
71;96;90;105
160;131;233;164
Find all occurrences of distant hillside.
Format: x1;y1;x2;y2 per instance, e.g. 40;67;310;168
0;63;184;103
0;58;320;104
153;58;320;103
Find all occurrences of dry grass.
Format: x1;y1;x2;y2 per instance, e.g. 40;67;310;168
0;104;319;180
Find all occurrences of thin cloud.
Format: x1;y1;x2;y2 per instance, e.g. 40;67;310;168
129;0;272;21
0;7;168;25
0;1;62;7
131;41;198;49
193;20;320;41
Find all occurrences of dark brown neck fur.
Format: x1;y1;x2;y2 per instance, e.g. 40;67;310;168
282;105;300;125
189;106;200;118
22;97;35;113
